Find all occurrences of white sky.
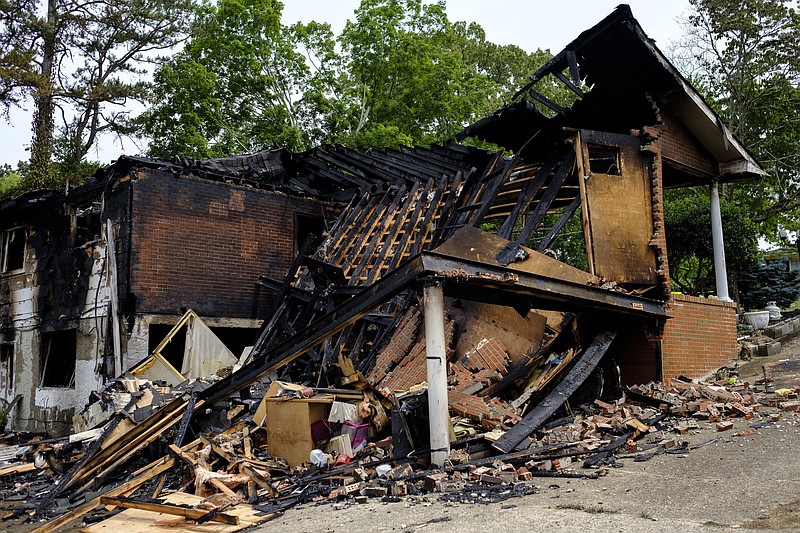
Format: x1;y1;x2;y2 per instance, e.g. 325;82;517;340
0;0;691;166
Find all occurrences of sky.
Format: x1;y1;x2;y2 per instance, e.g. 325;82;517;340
0;0;692;167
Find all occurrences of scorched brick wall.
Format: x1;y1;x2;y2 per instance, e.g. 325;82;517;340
659;114;717;177
129;170;330;318
661;294;738;380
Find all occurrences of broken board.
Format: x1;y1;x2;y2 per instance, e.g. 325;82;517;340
433;226;598;285
79;491;275;533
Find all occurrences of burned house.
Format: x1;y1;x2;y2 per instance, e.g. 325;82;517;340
0;152;350;433
190;5;764;461
0;8;778;530
0;4;761;447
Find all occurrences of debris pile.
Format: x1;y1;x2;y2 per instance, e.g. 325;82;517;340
0;372;796;531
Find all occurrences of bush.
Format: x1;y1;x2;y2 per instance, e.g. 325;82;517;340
738;258;800;310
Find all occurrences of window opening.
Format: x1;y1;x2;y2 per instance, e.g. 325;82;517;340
0;341;13;393
40;330;77;388
1;227;26;273
587;145;620;175
295;214;325;254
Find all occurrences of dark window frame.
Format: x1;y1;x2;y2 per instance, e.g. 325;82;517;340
1;226;26;274
39;329;77;388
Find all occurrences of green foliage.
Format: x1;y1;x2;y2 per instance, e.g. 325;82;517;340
142;0;337;157
739;258;800;310
664;189;759;295
0;161;27;197
535;209;588;271
338;0;476;147
142;0;556;156
676;0;800;234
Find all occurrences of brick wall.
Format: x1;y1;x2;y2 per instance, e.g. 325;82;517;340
637;124;672;300
129;170;332;318
659;113;717;176
661;294;738;379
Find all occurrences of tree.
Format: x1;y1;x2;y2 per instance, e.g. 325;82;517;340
141;0;337;158
141;0;556;156
664;189;760;297
0;0;195;189
0;161;27;197
452;21;560;116
674;0;800;236
739;259;800;310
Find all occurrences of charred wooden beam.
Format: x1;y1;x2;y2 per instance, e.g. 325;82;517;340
515;149;576;245
536;195;582;252
99;496;240;525
423;253;665;317
200;257;426;405
566;50;582;86
470;155;521;228
553;71;585;98
492;330;617;453
528;89;566;116
497;150;559;240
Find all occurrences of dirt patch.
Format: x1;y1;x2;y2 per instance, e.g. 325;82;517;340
743;497;800;530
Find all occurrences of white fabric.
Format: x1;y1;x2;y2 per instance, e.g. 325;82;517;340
181;315;238;378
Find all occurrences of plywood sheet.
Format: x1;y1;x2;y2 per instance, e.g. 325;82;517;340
580;131;657;284
80;491;275;533
433;226;598;285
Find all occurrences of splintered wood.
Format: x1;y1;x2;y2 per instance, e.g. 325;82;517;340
81;492;274;533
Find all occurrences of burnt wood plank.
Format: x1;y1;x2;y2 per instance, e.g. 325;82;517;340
200;257;425;405
99;496;240;525
491;330;617;453
528;89;566;115
411;173;454;256
386;178;437;272
515;150;576;244
470;155;521;228
567;50;582;86
536;195;582;252
350;184;411;283
497;150;560;240
553;70;585;98
368;180;425;283
341;191;396;279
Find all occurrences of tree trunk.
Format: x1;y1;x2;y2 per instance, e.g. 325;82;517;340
28;0;57;189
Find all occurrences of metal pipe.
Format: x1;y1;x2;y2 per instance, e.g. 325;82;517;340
423;280;450;467
709;180;731;301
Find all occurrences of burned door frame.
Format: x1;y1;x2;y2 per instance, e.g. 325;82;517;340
575;129;658;286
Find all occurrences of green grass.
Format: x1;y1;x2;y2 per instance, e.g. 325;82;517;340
555;503;617;514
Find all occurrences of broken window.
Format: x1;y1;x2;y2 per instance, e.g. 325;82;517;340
40;330;77;388
72;203;102;247
587;145;620;175
147;322;258;374
1;227;26;273
295;214;325;254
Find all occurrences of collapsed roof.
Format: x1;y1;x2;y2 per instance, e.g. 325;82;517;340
457;4;764;187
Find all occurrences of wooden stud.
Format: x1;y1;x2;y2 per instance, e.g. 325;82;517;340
99;496;240;525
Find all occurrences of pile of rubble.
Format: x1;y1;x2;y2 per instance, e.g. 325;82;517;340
0;370;796;532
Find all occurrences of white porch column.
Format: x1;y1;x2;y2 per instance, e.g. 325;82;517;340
423;279;450;467
709;179;731;301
